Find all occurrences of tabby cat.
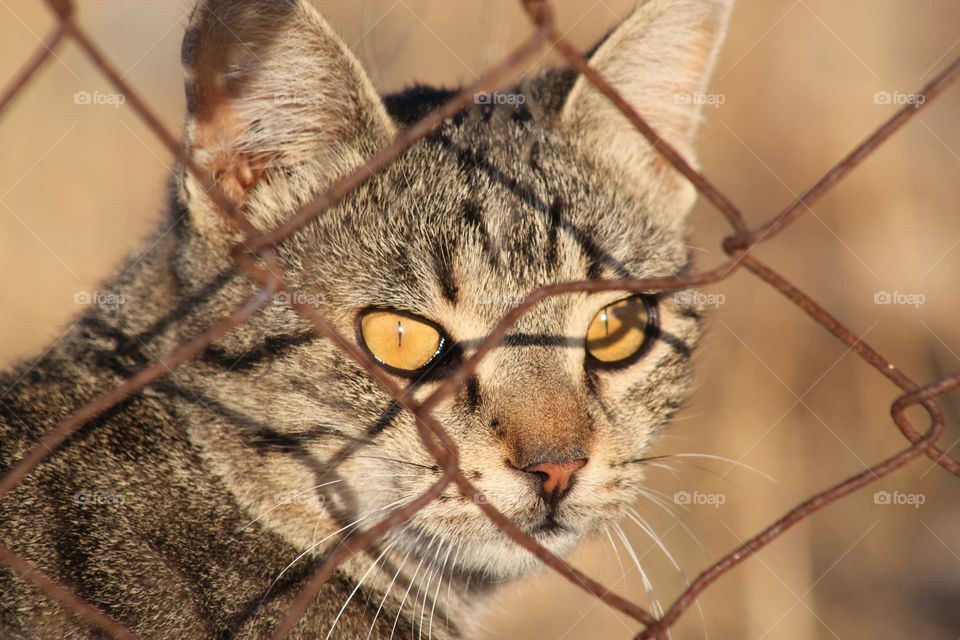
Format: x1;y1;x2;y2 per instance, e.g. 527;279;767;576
0;0;732;637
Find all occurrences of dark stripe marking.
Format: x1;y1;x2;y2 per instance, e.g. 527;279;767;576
430;244;459;304
465;375;482;413
201;331;316;372
546;196;563;264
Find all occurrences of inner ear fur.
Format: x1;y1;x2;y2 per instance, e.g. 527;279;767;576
180;0;395;232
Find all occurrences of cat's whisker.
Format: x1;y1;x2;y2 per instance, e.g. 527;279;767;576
367;530;421;640
637;486;683;516
612;524;664;621
428;542;455;640
635;488;706;553
360;527;395;612
391;537;437;640
627;452;778;484
269;499;406;597
325;539;398;640
603;526;628;587
417;541;445;639
462;560;474;596
638;486;693;521
351;455;442;473
641;461;685;479
625;508;686;588
635;457;718;485
629;506;710;640
239;473;423;532
635;488;676;519
626;504;712;637
667;452;778;484
444;543;462;632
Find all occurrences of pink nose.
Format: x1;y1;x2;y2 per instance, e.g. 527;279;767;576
522;459;588;504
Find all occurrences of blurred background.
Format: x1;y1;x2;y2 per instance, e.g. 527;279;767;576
1;1;958;638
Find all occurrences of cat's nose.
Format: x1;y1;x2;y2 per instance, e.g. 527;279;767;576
520;458;588;505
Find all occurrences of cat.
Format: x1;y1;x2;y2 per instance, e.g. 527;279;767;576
0;0;732;637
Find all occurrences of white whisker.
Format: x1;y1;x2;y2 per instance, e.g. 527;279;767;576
641;461;684;479
417;541;444;639
661;453;778;484
628;504;706;640
391;537;436;640
428;543;455;640
636;488;678;517
636;489;706;553
238;473;421;532
613;524;663;620
325;539;397;640
367;531;420;640
270;499;405;595
604;527;626;582
625;507;685;582
239;479;342;531
444;543;462;632
630;505;710;638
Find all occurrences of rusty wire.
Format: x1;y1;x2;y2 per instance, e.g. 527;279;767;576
0;0;958;638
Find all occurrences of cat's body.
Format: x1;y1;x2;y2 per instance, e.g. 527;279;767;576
0;1;732;637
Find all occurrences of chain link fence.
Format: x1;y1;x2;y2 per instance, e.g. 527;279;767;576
1;1;959;638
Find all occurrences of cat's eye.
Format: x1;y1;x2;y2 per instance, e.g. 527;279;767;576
585;295;657;366
359;310;446;374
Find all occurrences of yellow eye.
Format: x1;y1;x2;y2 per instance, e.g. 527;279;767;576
586;296;655;364
360;311;444;373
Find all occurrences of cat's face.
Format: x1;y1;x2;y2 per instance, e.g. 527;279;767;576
289;118;700;579
177;0;730;582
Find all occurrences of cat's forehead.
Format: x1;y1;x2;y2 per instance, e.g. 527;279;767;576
311;106;687;316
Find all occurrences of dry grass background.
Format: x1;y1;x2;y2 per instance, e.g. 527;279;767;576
2;1;959;638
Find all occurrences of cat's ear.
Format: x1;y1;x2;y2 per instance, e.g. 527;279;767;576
179;0;395;235
560;0;733;218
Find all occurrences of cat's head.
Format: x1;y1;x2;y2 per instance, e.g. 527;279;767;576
175;0;731;581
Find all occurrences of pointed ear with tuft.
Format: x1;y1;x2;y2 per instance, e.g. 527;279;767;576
179;0;395;236
561;0;733;221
